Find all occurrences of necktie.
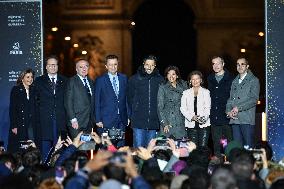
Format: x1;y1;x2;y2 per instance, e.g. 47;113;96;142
51;77;56;94
112;76;118;97
83;78;91;96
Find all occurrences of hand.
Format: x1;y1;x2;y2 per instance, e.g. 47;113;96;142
124;152;139;178
164;125;170;133
232;107;239;115
96;122;104;128
227;112;238;120
102;136;112;146
191;115;198;122
91;131;101;144
167;138;179;156
26;140;36;148
147;138;157;153
186;141;196;153
137;147;152;160
84;150;112;171
65;136;73;146
72;131;85;148
72;122;79;130
259;148;268;169
54;136;65;150
12;128;17;135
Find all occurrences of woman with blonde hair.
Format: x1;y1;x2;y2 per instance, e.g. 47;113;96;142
180;70;211;147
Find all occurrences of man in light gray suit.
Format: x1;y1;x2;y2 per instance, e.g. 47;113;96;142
65;59;95;139
226;57;260;147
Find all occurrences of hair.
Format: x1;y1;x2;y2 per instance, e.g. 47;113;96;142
74;58;89;65
211;56;224;64
182;168;210;189
164;65;181;83
254;140;273;161
22;147;41;168
103;163;126;183
38;178;61;189
211;168;237;189
16;68;34;85
89;170;104;187
187;70;204;86
105;54;119;64
237;57;249;65
45;55;59;64
231;149;255;179
143;54;158;64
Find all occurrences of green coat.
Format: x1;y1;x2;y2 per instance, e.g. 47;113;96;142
226;70;260;125
157;80;188;139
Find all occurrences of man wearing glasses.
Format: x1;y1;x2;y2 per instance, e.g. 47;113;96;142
226;57;260;148
34;55;67;160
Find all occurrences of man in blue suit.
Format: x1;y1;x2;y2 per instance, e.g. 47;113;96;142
95;55;129;147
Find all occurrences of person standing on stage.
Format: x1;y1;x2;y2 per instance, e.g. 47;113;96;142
157;65;188;139
95;54;129;147
65;59;95;139
8;69;37;152
180;71;211;147
226;57;260;148
207;56;234;157
34;55;67;160
127;55;163;147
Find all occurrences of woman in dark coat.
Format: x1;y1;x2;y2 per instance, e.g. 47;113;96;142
8;69;37;152
157;66;188;139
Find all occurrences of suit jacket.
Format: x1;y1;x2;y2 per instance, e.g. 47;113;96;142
34;74;67;141
8;84;37;152
95;73;129;129
226;70;260;125
180;87;211;128
64;75;95;137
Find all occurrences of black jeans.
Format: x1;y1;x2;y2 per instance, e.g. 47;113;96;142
186;127;210;147
211;124;232;157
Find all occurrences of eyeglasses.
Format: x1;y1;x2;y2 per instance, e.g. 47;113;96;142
47;64;58;67
236;63;247;67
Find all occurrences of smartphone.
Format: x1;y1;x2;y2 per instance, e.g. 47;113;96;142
19;141;32;149
60;131;68;140
102;132;108;139
80;134;91;142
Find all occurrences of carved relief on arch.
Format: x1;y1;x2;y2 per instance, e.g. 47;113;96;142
76;35;106;80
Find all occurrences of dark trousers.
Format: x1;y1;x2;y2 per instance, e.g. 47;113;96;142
211;124;232;157
41;118;58;161
186;127;210;147
231;124;255;148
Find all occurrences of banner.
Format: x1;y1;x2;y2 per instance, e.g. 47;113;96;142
0;0;43;148
266;0;284;161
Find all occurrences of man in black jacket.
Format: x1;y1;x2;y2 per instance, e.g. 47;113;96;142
127;55;163;147
34;55;67;160
207;56;234;157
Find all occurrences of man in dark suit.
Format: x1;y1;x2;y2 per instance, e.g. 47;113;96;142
34;56;67;160
95;55;129;147
65;59;95;139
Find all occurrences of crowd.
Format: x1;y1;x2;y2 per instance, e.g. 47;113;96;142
1;54;283;189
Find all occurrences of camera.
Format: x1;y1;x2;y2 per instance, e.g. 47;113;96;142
108;128;125;140
249;149;263;161
156;138;168;147
196;116;207;124
102;132;108;139
19;141;32;149
80;134;92;142
109;152;127;164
